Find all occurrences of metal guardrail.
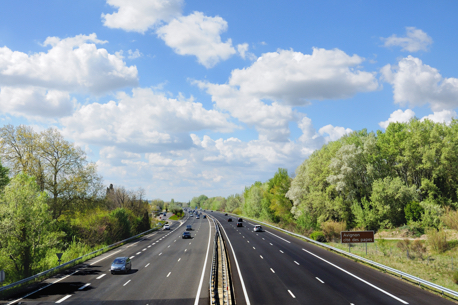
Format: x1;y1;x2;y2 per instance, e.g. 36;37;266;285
0;222;164;294
209;218;219;304
230;213;458;300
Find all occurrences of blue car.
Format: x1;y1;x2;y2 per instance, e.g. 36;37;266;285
111;257;131;274
182;231;191;239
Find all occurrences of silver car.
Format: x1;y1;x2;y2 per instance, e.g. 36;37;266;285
111;257;131;274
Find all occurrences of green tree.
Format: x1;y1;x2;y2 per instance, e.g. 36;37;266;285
0;159;9;191
0;173;63;278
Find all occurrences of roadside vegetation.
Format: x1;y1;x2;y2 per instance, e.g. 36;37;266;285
0;125;154;285
189;118;458;291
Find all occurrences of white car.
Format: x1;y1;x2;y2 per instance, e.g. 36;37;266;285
163;224;170;230
254;225;262;232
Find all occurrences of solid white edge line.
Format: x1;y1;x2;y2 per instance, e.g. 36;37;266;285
216;217;251;305
316;277;324;283
302;248;408;304
288;290;296;298
90;249;122;265
193;216;212;305
55;294;72;303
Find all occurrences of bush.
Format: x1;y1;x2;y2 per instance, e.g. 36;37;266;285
310;231;327;242
405;201;424;222
442;207;458;230
232;207;242;215
320;220;346;242
426;228;448;253
453;270;458;285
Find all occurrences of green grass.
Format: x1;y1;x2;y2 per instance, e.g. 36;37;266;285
328;239;458;293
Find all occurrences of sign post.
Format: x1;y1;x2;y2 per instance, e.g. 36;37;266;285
341;231;374;254
56;253;63;265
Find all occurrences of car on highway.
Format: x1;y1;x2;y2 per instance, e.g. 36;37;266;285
196;216;200;219
254;225;262;232
163;212;167;216
182;231;191;239
110;257;131;274
203;215;207;219
190;214;193;217
224;213;228;216
238;218;243;222
186;225;192;230
163;224;170;230
228;218;232;222
237;221;243;227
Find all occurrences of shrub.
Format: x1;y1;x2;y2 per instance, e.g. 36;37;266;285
232;207;242;215
310;231;327;242
442;207;458;230
320;220;346;242
405;201;424;222
453;270;458;285
426;228;448;253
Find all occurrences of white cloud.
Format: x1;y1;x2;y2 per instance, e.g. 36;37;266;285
379;109;415;129
156;12;236;68
318;124;353;142
60;87;238;151
102;0;183;33
128;49;143;59
237;43;256;60
0;86;76;120
381;56;458;111
421;110;456;124
197;48;377;141
382;27;433;52
0;33;138;95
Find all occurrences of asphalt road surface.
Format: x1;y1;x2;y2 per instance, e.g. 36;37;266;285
3;212;214;305
209;212;456;305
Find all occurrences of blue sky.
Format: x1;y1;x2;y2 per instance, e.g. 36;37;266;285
1;1;458;201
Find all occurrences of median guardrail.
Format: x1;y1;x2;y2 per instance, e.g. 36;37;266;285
229;213;458;301
0;222;164;296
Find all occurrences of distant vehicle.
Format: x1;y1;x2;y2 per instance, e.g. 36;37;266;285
186;225;192;231
196;216;200;219
111;257;131;274
182;231;191;239
164;213;167;216
228;218;232;222
237;222;243;227
224;213;228;216
190;214;193;217
203;215;207;219
254;225;262;232
163;224;170;230
238;218;243;222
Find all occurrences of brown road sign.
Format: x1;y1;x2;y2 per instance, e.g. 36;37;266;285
341;231;374;243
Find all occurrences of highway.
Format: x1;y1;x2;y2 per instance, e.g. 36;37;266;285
3;212;215;305
209;211;456;305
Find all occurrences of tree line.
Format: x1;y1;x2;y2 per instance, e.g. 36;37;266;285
192;118;458;237
0;125;153;282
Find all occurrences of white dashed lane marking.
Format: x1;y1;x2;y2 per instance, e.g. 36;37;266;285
288;290;296;298
123;280;131;286
316;277;324;283
96;274;106;279
270;268;275;273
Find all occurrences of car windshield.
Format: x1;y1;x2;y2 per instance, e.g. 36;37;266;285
113;259;125;264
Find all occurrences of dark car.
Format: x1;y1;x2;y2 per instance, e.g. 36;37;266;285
237;222;243;227
111;257;131;274
224;213;228;216
238;218;243;222
203;215;207;219
186;225;192;230
228;218;232;222
182;231;191;239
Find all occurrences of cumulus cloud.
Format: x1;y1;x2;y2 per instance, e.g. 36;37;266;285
0;86;76;120
60;87;238;152
318;124;353;142
379;109;416;129
197;48;377;141
382;27;433;52
128;49;142;59
381;56;458;111
421;110;456;124
237;43;256;60
102;0;183;33
0;33;138;95
156;12;236;68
